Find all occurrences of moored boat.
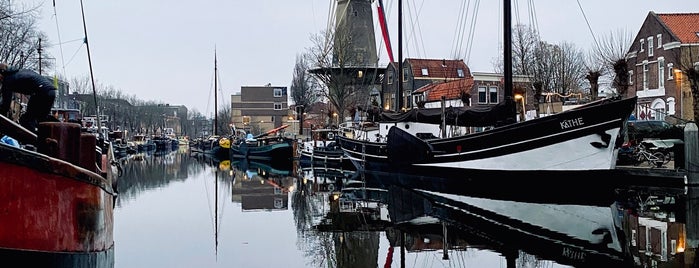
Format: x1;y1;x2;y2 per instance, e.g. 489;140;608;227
298;128;351;166
0;118;116;263
337;0;637;172
386;96;637;171
230;124;294;162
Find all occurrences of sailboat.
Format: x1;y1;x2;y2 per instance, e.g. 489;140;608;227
337;0;636;172
0;0;116;264
190;50;231;160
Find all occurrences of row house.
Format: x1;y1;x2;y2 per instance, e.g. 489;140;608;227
410;71;533;121
382;58;471;111
383;58;533;118
626;12;699;122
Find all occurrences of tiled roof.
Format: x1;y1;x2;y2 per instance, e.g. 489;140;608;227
405;58;471;79
657;13;699;43
415;78;475;102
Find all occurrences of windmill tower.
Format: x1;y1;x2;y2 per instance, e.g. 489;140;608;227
310;0;385;123
333;0;378;68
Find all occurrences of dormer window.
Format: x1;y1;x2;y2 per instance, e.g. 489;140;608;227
647;37;654;57
421;68;429;76
457;69;465;78
639;39;645;52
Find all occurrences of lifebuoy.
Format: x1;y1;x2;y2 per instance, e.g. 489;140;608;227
327;132;335;140
327;184;335;191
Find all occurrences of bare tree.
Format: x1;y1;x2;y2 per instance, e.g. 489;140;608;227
511;24;539;76
0;0;50;71
550;42;586;96
673;46;699;122
594;29;632;96
307;27;360;126
290;53;320;134
69;75;92;94
216;105;232;136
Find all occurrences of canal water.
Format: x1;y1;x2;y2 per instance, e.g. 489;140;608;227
112;147;692;268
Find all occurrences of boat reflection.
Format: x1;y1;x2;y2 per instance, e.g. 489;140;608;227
116;149;196;204
308;168;693;268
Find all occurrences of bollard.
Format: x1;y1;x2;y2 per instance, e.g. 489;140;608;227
685;123;699;262
37;122;82;165
685;123;698;185
79;133;97;173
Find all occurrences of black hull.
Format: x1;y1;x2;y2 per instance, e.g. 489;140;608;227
339;96;637;171
336;136;390;171
390;97;636;165
230;137;294;162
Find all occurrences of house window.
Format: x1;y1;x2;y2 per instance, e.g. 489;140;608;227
413;95;424;106
629;70;633;85
488;86;498;103
402;68;409;82
647;37;654;57
387;70;394;84
274;88;282;97
274;102;282;110
421;68;429;76
477;86;487;103
639;39;645;52
657;34;662;48
643;62;649;90
658;57;665;88
668;63;674;80
457;69;465;78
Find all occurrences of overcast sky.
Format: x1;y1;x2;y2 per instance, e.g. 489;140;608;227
36;0;695;115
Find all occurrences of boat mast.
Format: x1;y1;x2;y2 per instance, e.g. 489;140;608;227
503;0;516;123
214;49;218;136
80;0;102;134
397;0;403;112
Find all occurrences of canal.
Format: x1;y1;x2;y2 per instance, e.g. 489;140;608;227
112;147;693;268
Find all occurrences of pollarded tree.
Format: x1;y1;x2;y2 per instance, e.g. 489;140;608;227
593;29;633;96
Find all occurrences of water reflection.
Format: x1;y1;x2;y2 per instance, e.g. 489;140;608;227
231;160;294;211
113;149;695;267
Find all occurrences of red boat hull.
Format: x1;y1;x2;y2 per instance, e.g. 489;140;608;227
0;143;115;253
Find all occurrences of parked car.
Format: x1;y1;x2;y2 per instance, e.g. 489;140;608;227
626;120;683;143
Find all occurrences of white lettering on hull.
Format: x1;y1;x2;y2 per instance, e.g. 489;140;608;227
560;117;584;129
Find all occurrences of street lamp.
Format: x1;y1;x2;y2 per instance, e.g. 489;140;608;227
514;94;526;121
674;69;683;119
